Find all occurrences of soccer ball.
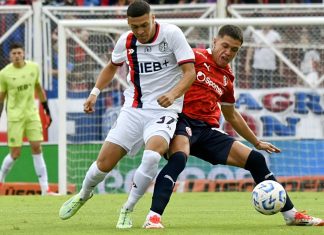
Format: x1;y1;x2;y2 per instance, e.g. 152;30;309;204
252;180;287;215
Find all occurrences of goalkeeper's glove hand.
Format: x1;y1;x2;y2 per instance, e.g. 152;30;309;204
41;101;52;129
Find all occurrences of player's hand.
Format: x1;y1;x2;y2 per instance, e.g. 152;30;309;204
255;141;281;154
41;101;52;129
44;113;52;129
83;94;97;113
157;92;175;108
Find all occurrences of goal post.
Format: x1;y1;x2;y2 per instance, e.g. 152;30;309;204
57;24;68;195
56;16;324;195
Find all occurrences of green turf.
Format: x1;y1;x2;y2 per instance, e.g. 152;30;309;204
0;192;323;235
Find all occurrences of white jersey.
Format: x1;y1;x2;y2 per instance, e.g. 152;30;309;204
252;29;281;71
111;22;195;112
300;49;320;74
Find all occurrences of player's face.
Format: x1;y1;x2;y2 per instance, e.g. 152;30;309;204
212;35;241;68
128;13;156;44
10;48;25;67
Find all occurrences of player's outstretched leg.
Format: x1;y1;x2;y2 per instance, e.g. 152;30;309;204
116;207;133;229
59;192;93;220
244;150;324;226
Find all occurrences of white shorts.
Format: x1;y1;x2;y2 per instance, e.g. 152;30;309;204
105;107;178;156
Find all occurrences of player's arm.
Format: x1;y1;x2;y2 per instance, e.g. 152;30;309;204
157;62;196;108
35;83;52;128
0;91;6;119
84;61;119;113
221;104;281;153
35;83;46;102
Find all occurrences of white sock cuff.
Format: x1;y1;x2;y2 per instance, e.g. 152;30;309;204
0;154;15;182
150;210;161;217
32;153;42;158
90;161;107;177
5;154;15;162
2;154;15;166
32;153;45;165
281;207;297;219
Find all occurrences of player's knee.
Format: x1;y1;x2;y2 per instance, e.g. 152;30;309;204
31;148;42;155
30;144;42;154
11;149;21;159
140;150;161;178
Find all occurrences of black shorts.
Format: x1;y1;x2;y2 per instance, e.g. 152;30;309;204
175;113;235;165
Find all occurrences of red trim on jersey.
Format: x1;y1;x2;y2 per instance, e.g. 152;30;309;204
126;33;142;108
148;23;160;44
111;61;124;66
178;59;195;66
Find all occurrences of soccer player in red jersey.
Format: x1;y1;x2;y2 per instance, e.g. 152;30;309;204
143;25;324;228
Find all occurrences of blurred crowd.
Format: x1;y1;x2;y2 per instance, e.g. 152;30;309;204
0;0;322;6
0;0;323;90
0;0;215;6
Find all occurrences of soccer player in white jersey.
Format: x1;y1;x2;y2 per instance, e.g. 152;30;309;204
59;0;196;222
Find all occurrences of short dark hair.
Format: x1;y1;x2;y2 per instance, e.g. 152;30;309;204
218;25;243;45
10;42;24;51
127;0;151;18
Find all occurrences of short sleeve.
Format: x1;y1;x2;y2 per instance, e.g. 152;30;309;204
34;63;41;85
111;32;128;65
168;25;195;65
0;71;6;93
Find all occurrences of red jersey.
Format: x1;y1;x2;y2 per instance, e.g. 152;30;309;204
182;48;235;127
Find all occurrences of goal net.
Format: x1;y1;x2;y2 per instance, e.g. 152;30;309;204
45;4;324;194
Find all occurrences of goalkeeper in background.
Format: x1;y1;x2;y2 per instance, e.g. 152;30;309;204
121;25;324;228
0;43;54;195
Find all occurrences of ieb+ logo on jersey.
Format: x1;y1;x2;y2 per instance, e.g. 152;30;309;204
138;59;170;73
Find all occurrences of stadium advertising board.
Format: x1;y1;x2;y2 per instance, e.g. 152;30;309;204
224;88;324;139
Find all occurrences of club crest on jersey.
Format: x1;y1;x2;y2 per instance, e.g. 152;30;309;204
145;46;152;53
185;127;192;136
128;49;134;54
223;75;228;86
159;41;168;52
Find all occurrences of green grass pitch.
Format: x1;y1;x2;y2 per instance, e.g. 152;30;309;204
1;192;323;235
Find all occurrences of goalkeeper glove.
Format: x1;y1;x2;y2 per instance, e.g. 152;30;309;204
41;101;52;129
